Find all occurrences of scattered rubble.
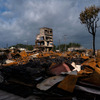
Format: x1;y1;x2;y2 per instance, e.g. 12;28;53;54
0;47;100;99
36;75;65;91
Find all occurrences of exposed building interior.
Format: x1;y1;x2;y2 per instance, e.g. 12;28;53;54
35;27;53;52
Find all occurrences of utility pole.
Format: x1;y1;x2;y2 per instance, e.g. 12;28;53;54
6;43;8;49
26;40;28;50
63;35;67;51
24;40;28;50
59;39;60;52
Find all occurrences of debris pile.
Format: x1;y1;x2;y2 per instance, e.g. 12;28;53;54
0;48;100;99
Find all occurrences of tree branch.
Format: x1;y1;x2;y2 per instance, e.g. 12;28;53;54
87;23;92;34
94;17;99;33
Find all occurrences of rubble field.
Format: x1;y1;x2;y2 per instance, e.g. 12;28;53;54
0;49;100;100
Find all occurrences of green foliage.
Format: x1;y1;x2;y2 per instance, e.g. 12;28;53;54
27;45;34;50
10;43;81;52
67;43;81;48
79;5;100;34
79;5;100;55
55;42;81;52
52;45;56;51
9;44;33;50
56;44;67;52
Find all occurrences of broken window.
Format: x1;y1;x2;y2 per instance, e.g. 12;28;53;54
47;42;49;46
45;30;47;32
50;30;52;33
40;37;44;40
50;43;53;45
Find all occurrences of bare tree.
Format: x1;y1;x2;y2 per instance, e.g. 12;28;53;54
79;5;100;55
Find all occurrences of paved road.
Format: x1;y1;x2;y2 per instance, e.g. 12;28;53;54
0;90;41;100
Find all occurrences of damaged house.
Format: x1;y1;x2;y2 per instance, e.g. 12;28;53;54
35;27;53;52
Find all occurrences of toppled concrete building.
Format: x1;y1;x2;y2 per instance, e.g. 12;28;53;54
35;27;53;52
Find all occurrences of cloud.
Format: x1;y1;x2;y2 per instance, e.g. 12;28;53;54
1;11;13;17
0;0;100;49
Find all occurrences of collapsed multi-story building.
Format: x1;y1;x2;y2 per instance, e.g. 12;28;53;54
35;27;53;52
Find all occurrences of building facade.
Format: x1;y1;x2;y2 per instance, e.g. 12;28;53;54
35;27;53;52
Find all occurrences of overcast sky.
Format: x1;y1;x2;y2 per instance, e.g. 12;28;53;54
0;0;100;49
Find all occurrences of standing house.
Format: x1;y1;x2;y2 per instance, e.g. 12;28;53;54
35;27;53;52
